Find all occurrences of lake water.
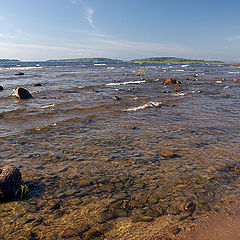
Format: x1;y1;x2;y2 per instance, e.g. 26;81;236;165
0;61;240;239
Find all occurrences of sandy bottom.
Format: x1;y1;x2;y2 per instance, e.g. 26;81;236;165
176;202;240;240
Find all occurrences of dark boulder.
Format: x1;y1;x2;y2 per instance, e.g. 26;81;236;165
15;72;24;76
0;86;3;91
33;83;42;87
0;166;22;202
163;78;181;85
15;87;33;99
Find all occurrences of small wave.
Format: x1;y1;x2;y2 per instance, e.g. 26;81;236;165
94;63;106;66
39;104;55;109
181;65;189;68
0;66;42;71
228;71;240;74
171;93;187;96
122;101;162;112
106;80;146;86
55;73;77;78
171;69;184;72
223;86;229;89
215;80;222;83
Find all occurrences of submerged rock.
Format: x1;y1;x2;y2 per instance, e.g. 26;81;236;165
160;149;176;158
0;86;3;91
15;87;33;99
0;166;22;202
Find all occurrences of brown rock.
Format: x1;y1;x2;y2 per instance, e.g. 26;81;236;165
0;166;22;202
163;78;181;85
15;87;33;99
174;87;181;92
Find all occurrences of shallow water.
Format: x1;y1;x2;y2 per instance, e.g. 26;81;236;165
0;62;240;239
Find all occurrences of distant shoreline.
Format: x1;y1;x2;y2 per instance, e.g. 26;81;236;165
1;57;239;65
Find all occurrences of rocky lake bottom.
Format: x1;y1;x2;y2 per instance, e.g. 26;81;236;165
0;62;240;239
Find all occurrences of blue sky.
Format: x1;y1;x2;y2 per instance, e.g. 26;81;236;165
0;0;240;61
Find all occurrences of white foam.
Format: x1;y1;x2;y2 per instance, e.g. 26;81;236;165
106;80;146;86
181;65;189;68
215;80;222;83
171;93;186;96
94;63;106;66
0;66;42;71
228;71;240;74
122;101;162;112
39;104;55;109
223;86;229;89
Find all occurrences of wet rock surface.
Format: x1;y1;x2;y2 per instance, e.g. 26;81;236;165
15;87;33;99
0;166;22;202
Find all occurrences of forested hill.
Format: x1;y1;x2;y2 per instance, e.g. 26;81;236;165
47;58;122;62
0;59;20;62
131;57;224;64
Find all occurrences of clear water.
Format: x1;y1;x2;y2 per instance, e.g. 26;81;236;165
0;61;239;239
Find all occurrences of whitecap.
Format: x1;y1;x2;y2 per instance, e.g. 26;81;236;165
94;63;106;66
105;80;146;86
122;101;162;112
171;93;187;96
0;66;42;71
228;71;240;74
39;104;55;109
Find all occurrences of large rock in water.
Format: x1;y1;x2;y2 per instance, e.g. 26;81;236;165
0;86;3;91
0;166;22;202
15;87;33;99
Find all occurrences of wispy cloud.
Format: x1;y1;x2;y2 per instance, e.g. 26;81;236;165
85;8;96;30
69;0;82;4
227;35;240;41
0;33;16;39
